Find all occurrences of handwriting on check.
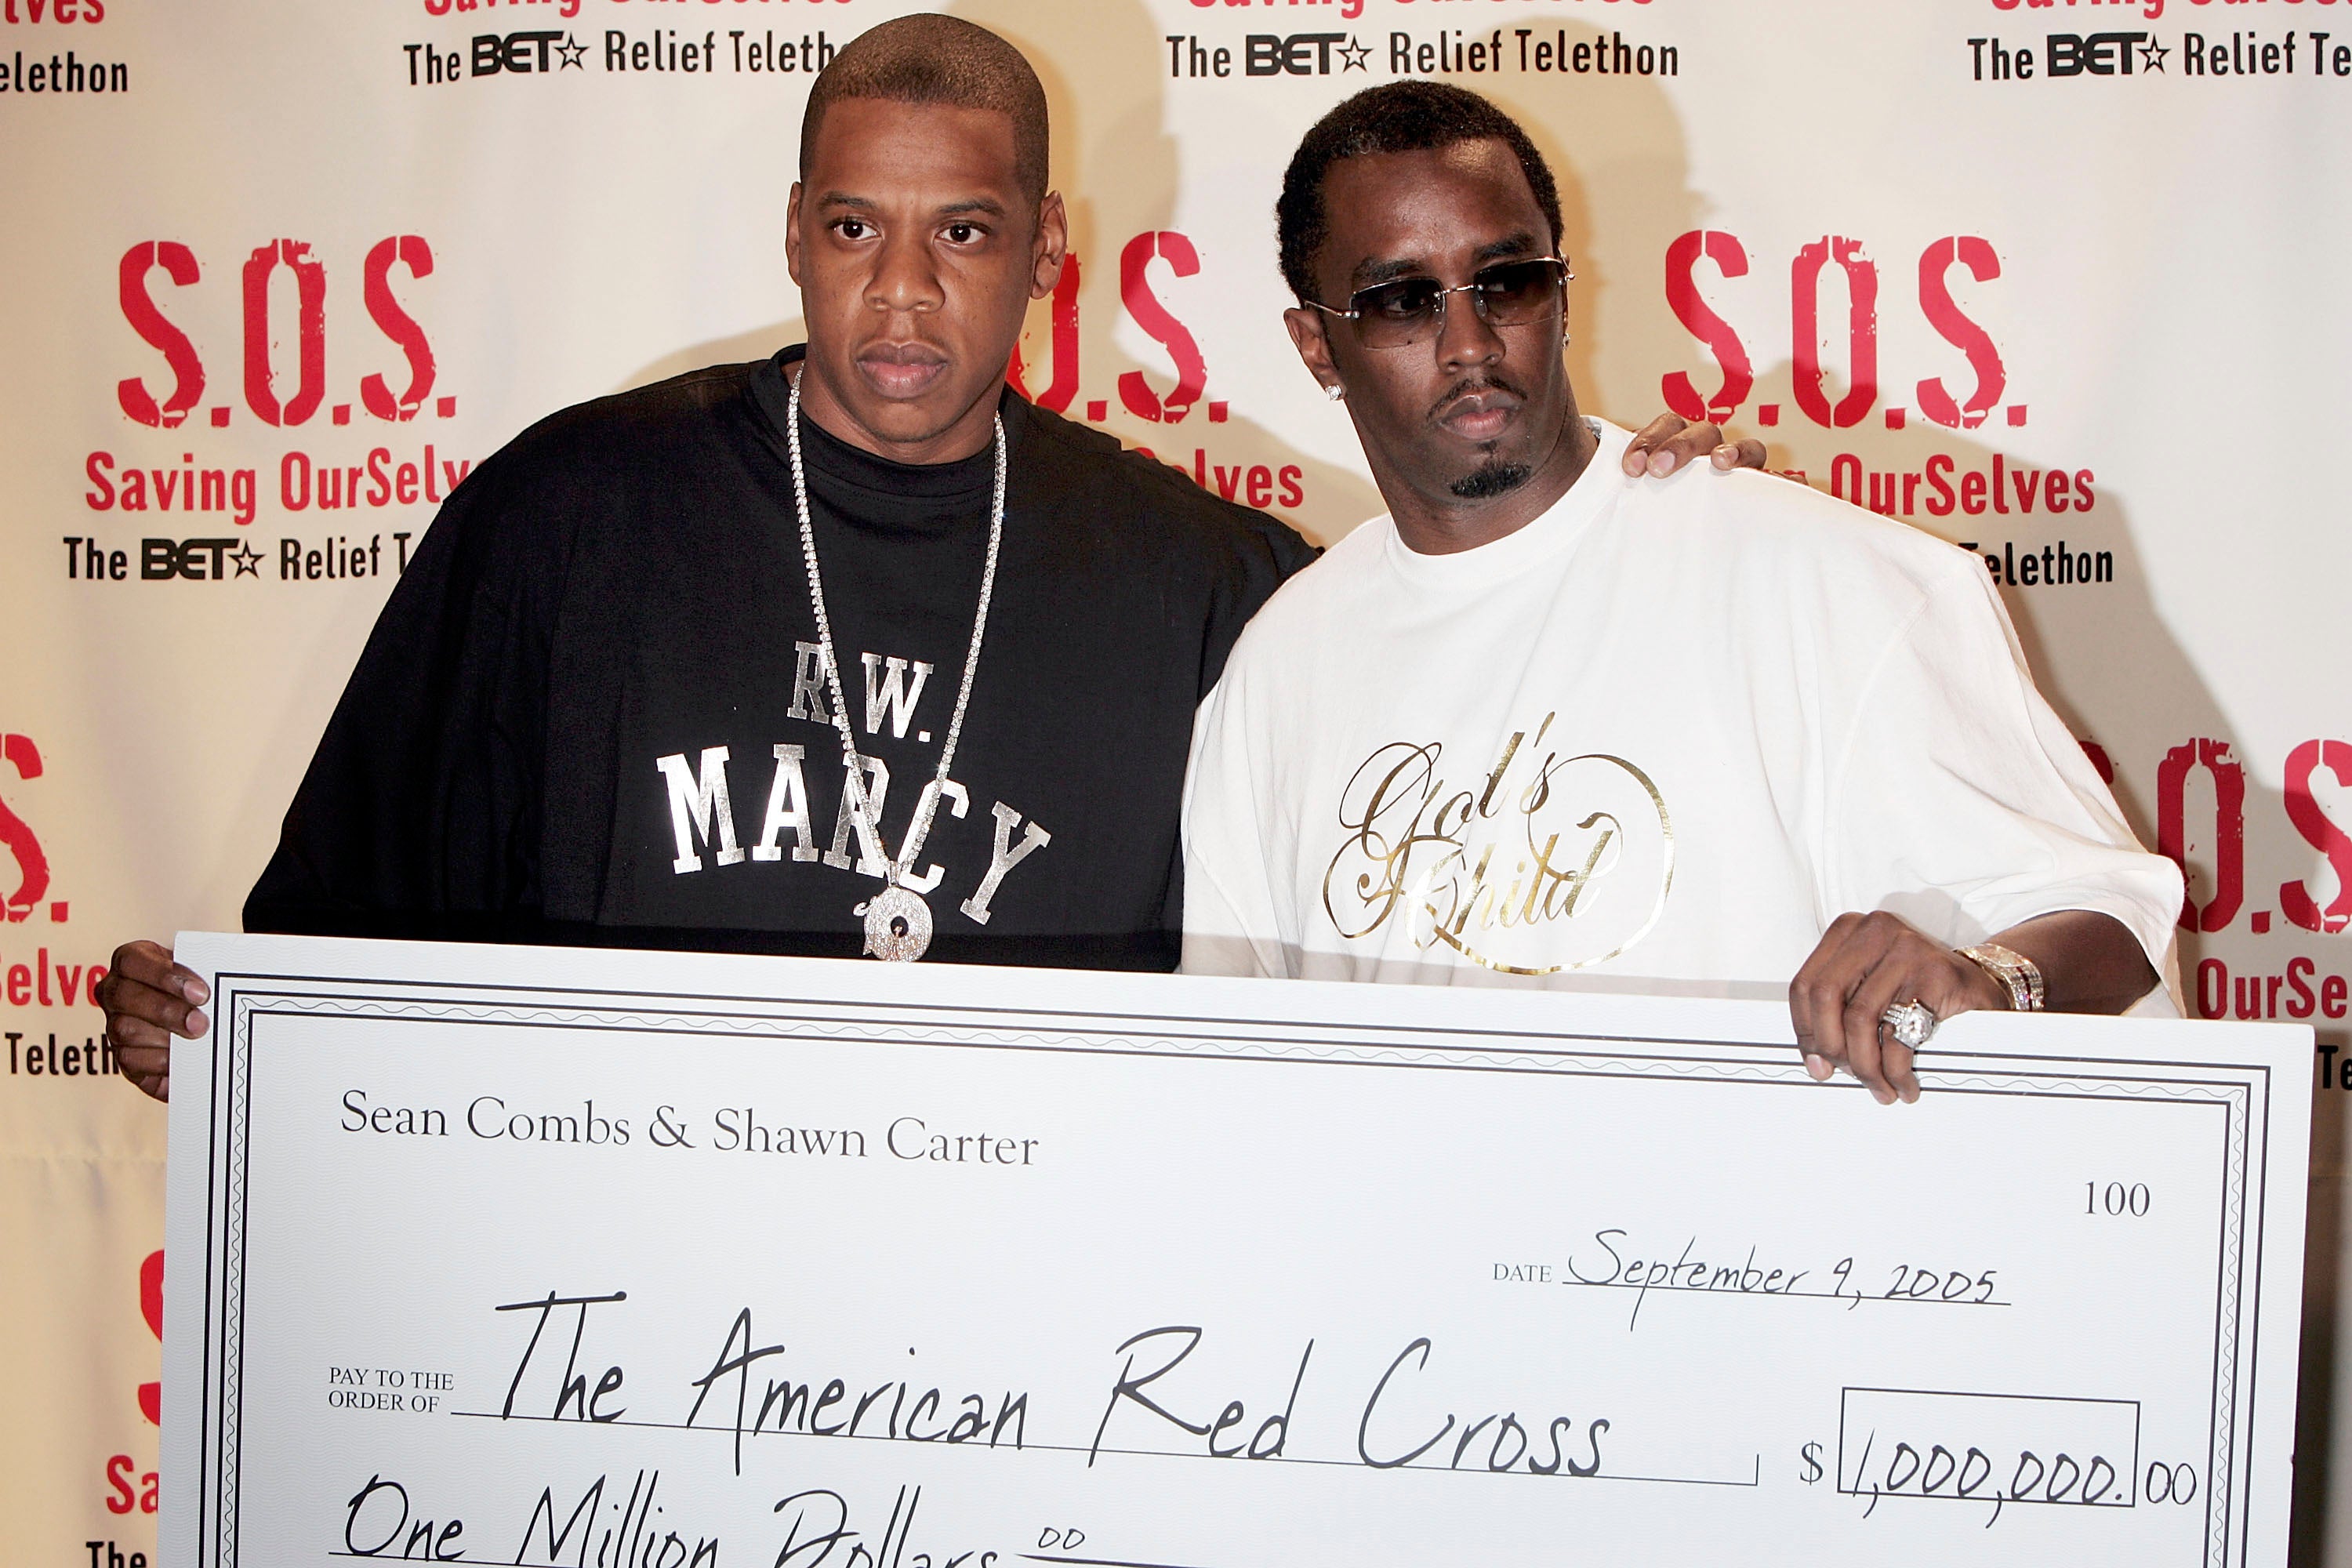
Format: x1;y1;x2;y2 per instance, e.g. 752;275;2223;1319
1493;1229;2005;1329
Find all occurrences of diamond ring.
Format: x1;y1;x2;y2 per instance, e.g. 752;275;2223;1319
1879;1000;1936;1051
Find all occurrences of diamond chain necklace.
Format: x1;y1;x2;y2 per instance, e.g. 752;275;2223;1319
786;370;1006;961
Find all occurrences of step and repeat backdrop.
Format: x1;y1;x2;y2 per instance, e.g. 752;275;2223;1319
3;0;2348;1561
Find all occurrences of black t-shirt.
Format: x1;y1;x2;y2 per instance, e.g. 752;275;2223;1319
244;347;1317;969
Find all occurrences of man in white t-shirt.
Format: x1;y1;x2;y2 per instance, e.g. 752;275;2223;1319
1180;82;2181;1106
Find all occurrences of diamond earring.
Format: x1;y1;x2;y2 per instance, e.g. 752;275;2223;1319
1324;383;1345;402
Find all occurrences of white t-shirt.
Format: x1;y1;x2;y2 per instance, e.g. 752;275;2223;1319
1181;419;2181;996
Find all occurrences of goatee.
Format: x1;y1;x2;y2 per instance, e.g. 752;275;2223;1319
1449;459;1534;500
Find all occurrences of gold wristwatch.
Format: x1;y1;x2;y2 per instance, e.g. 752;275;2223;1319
1959;942;2045;1011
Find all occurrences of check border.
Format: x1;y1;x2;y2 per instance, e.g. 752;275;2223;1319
186;967;2276;1568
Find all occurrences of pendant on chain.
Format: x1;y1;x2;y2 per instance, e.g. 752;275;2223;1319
858;884;934;963
786;372;1004;965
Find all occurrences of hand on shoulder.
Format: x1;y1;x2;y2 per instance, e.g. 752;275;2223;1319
1621;412;1772;480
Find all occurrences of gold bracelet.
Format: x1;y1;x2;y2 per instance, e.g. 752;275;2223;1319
1959;942;2045;1011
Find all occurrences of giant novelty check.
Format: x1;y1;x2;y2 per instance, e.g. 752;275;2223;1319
162;933;2310;1567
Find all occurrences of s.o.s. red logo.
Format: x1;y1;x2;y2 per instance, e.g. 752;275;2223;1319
117;236;444;430
1;731;51;926
1664;230;2015;433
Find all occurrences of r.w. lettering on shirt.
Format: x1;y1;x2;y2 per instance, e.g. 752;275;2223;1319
787;641;832;726
1319;713;1675;976
786;642;938;743
861;652;933;741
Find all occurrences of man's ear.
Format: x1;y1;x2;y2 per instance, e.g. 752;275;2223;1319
1030;191;1070;301
1284;306;1342;398
784;181;805;286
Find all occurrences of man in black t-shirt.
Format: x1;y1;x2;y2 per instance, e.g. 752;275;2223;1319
101;16;1749;1098
228;341;1307;972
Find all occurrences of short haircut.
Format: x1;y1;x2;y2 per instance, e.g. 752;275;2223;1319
800;16;1051;203
1276;81;1565;304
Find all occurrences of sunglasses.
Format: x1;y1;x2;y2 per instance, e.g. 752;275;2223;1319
1310;256;1572;349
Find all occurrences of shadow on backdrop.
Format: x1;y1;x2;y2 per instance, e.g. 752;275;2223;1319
1450;45;2343;1560
614;9;2341;1552
621;0;1381;539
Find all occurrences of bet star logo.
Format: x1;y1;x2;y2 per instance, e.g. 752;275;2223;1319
2139;37;2169;72
1339;37;1371;72
557;34;586;71
228;543;263;578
